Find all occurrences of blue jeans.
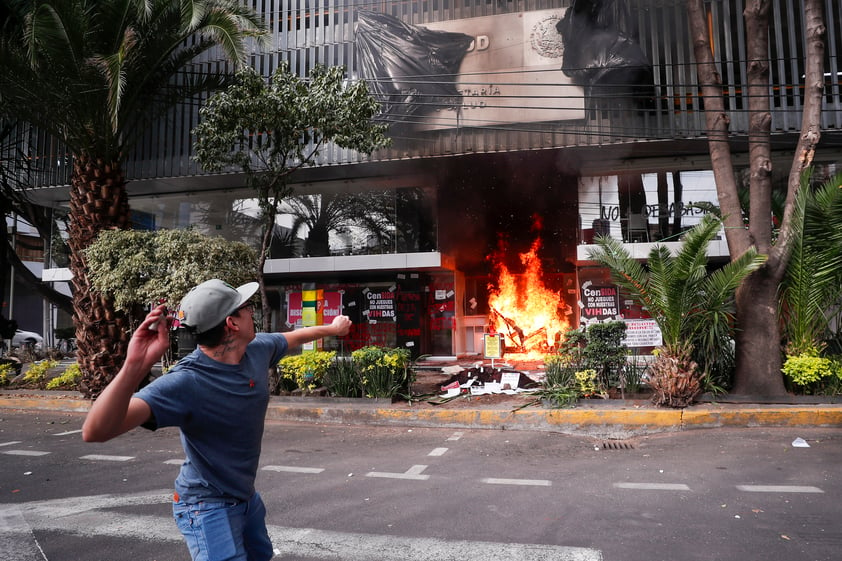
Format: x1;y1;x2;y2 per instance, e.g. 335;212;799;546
173;492;273;561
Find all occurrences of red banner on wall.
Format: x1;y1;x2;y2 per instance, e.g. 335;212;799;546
287;292;343;327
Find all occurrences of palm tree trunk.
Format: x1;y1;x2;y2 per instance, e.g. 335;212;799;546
67;155;132;398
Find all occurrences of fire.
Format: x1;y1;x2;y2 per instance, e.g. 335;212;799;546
487;233;569;359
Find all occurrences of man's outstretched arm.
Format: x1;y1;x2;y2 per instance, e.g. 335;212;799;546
282;315;352;349
82;305;170;442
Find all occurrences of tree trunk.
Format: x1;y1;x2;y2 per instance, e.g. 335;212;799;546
731;0;825;394
744;0;774;255
68;155;132;398
688;0;826;396
686;0;750;257
732;270;787;395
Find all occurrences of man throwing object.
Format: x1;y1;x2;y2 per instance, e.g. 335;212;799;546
83;279;351;561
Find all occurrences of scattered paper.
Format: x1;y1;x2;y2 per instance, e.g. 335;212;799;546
441;388;461;398
500;372;520;390
484;382;502;394
791;437;810;448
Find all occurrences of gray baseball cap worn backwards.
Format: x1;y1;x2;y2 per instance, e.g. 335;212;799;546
178;279;259;334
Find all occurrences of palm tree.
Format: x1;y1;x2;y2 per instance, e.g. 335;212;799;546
780;171;842;356
0;0;266;397
588;214;766;406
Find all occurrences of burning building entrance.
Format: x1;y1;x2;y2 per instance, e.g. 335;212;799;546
486;222;572;358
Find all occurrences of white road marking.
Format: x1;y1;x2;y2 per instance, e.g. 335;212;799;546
367;464;430;480
52;429;82;436
736;485;824;493
79;454;134;462
262;465;324;474
0;505;48;561
2;450;50;457
446;432;464;441
0;441;22;447
613;483;691;491
428;447;448;457
0;491;604;561
481;478;552;487
164;459;184;465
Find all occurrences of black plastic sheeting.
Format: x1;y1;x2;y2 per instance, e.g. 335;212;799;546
355;11;473;124
556;0;655;106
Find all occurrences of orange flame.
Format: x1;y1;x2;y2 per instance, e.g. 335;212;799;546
487;233;569;359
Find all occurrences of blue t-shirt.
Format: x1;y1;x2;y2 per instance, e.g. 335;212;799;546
134;333;288;503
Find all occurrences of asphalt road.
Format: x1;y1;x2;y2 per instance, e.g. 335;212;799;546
1;410;840;561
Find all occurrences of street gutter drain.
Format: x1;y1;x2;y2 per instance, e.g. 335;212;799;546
601;441;635;450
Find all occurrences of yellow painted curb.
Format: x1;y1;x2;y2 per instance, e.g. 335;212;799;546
4;395;842;434
683;406;842;428
0;396;91;413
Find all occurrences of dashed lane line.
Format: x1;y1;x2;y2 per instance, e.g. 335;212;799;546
164;459;184;465
79;454;134;462
446;432;464;441
736;485;824;493
262;465;325;474
613;483;692;491
0;491;604;561
428;447;448;456
52;429;82;436
367;464;430;480
2;450;50;457
481;478;552;487
0;441;22;447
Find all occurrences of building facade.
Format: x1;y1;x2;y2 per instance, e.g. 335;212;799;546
20;0;842;356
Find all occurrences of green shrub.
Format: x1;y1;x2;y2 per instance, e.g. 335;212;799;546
782;353;842;393
351;346;412;399
543;354;577;388
46;363;82;390
278;351;336;391
0;363;14;386
323;357;362;398
585;321;628;389
22;359;59;389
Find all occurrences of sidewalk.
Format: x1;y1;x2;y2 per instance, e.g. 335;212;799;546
2;388;841;439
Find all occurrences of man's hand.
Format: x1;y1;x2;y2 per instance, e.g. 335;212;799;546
128;304;172;374
82;304;168;442
329;315;352;337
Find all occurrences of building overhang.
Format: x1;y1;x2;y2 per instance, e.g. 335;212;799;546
575;239;731;265
265;252;455;277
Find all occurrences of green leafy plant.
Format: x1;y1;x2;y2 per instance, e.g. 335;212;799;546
539;353;580;408
584;321;628;390
22;359;59;390
351;346;412;399
278;351;337;392
588;214;765;405
87;228;257;317
0;362;14;386
782;353;842;394
46;363;82;390
780;172;842;356
574;369;603;398
0;0;267;399
193;63;390;330
623;353;649;395
323;357;362;398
